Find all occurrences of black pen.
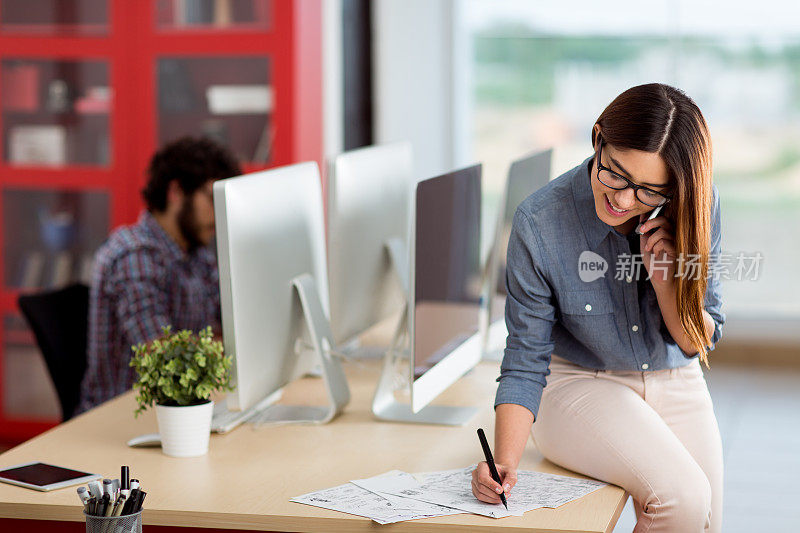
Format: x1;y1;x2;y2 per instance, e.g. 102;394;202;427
122;488;139;515
121;466;130;491
135;491;147;513
477;427;508;510
87;496;96;515
98;494;110;516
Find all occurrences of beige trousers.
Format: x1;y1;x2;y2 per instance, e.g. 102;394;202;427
532;354;724;533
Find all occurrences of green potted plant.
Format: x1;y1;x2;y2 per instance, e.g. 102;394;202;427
130;326;233;457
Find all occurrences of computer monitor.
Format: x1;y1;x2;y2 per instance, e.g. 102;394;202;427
481;149;552;359
214;162;350;424
327;142;414;348
373;165;483;425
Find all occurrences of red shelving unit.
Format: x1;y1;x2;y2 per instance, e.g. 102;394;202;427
0;0;321;445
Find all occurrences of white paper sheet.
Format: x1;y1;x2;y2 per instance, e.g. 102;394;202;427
378;466;524;518
293;465;609;523
376;465;608;518
511;469;609;509
351;469;419;493
291;480;460;524
351;470;464;517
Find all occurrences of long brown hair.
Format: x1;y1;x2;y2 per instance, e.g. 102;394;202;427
591;83;714;366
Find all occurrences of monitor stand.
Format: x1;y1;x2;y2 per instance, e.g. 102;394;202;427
371;239;478;425
371;309;477;425
336;337;386;360
251;273;350;425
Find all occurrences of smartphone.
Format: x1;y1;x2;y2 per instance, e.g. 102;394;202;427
635;205;663;235
0;462;101;492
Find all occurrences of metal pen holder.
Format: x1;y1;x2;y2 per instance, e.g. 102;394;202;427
84;510;142;533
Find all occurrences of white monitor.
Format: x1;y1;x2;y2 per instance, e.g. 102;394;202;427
372;165;483;425
214;162;350;424
327;142;414;347
411;164;484;412
482;148;552;359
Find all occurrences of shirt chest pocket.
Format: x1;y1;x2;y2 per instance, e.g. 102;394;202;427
558;288;620;353
557;289;617;348
558;289;614;316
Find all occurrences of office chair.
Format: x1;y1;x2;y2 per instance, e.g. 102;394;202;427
18;283;89;422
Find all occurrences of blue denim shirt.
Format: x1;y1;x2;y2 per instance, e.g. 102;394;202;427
494;155;725;419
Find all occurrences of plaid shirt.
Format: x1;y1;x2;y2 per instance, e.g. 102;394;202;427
78;211;221;413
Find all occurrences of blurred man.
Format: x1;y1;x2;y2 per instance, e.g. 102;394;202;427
78;137;241;412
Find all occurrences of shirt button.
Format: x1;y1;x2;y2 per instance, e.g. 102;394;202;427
585;304;592;312
642;363;649;370
626;275;633;283
631;325;639;332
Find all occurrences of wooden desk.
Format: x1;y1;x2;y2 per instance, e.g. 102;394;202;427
0;359;627;532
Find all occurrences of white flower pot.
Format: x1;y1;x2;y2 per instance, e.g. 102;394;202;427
155;401;214;457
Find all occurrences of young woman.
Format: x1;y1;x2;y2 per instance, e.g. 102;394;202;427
471;83;724;532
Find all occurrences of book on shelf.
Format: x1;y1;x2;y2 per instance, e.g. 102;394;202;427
16;251;45;289
74;86;112;114
50;251;73;288
206;84;272;114
166;0;262;30
9;125;67;166
185;0;215;25
172;0;186;26
214;0;232;26
2;63;40;112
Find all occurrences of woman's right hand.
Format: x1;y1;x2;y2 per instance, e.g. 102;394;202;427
471;461;517;504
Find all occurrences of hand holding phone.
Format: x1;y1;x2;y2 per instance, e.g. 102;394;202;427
635;205;663;235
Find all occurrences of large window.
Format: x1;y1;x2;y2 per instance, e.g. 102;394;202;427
465;0;800;317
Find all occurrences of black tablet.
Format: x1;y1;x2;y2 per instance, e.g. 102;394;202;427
0;462;101;491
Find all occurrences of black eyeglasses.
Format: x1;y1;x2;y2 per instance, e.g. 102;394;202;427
595;141;672;207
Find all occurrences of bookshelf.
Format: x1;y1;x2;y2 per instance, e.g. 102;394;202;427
0;0;322;445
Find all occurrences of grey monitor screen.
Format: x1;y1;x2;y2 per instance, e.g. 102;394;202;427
492;150;552;322
413;165;482;379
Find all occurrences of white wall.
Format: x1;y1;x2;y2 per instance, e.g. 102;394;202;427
372;0;470;181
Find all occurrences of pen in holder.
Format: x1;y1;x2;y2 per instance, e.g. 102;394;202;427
80;466;145;533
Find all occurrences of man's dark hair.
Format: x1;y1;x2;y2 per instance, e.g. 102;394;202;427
142;136;241;212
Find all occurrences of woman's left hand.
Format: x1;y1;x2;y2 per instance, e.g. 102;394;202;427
638;212;677;287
